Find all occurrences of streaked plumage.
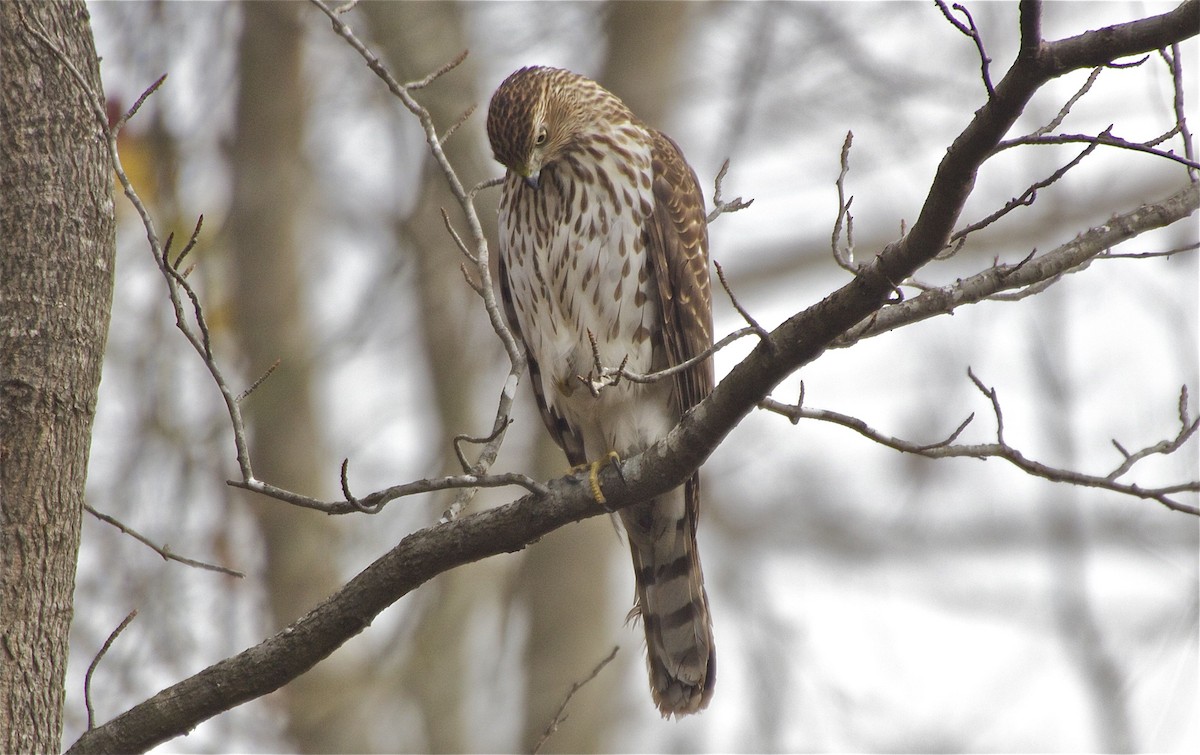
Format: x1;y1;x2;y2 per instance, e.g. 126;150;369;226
487;66;715;717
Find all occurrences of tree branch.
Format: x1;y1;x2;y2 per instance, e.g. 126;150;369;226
759;373;1199;516
65;4;1199;751
835;182;1200;346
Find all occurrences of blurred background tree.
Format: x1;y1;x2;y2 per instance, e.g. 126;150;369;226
65;1;1196;752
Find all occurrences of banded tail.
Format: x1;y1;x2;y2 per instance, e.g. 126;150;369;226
620;477;715;717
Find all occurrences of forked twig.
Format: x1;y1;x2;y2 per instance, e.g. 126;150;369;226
831;130;856;272
706;158;754;223
532;646;620;754
935;0;995;98
760;371;1198;515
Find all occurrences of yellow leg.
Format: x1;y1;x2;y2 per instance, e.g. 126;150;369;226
572;451;622;506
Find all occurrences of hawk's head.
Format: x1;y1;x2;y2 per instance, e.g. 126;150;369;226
487;66;631;189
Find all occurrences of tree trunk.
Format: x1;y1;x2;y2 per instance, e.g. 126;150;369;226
0;1;115;751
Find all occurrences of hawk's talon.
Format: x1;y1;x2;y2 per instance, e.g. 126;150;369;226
589;460;606;505
570;451;622;508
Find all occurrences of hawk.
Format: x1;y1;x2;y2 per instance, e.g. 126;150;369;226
487;66;715;717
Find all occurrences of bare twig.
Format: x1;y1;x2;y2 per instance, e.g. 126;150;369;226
1108;386;1199;480
936;0;996;98
404;48;468;91
309;0;525;520
715;260;771;348
459;262;484;295
576;328;628;398
169;213;204;271
468;175;504;200
1162;44;1198;181
237;358;282;403
113;73;167;132
618;327;759;385
228;469;551;516
835;183;1200;347
759;372;1199;516
85;610;139;730
1105;54;1150;69
831;130;857;272
1100;241;1199;259
967;366;1006;444
706;158;754;223
453;420;512;474
339;458;384;514
440;206;477;265
439;102;477;145
85;506;245;578
947;141;1100;254
1033;67;1103;137
996;128;1200;170
532;646;620;754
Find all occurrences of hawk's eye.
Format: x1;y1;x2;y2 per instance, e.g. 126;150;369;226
534;127;548;146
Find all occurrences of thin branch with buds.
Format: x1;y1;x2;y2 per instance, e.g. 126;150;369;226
760;370;1199;515
995;127;1200;171
834;182;1199;347
936;0;996;98
831;130;857;272
84;506;245;578
309;0;523;520
1033;66;1104;137
1161;43;1198;181
706;158;754;223
945;140;1100;255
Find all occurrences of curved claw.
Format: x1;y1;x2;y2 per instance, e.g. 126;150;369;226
572;451;623;507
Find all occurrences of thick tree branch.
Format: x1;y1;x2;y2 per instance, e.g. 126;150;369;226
66;4;1198;752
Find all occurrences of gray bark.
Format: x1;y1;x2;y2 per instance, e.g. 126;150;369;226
0;1;115;750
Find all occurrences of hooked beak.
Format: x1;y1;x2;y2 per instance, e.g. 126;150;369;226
522;170;540;190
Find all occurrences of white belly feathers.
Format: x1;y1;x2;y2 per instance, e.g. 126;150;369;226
499;127;677;458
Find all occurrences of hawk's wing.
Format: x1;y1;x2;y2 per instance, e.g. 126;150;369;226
645;130;715;417
644;130;714;532
497;251;588;467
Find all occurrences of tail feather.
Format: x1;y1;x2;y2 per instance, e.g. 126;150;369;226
620;478;714;717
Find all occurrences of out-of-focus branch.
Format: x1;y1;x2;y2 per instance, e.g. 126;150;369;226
531;646;620;755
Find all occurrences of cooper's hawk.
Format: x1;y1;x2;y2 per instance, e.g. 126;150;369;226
487;66;715;717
